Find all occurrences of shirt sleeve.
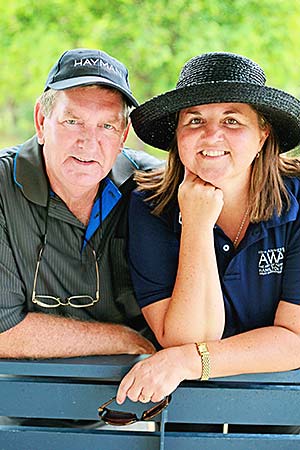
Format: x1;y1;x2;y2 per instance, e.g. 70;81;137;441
128;190;179;308
281;213;300;304
0;203;27;333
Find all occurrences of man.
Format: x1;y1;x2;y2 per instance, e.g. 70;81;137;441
0;48;159;358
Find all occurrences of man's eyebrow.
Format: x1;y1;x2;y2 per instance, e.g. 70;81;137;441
61;109;124;123
63;109;80;118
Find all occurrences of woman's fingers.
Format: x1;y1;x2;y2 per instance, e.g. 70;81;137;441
117;347;188;404
116;370;137;404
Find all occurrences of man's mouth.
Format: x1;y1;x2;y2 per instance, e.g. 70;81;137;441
72;156;95;164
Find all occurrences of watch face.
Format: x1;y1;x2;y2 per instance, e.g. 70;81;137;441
198;343;208;353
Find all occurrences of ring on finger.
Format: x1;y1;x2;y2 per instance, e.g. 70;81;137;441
140;394;151;403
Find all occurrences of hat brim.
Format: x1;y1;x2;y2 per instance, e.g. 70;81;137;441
47;76;139;107
131;82;300;152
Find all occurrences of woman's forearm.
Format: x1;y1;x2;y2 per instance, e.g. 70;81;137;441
117;324;300;405
161;225;225;346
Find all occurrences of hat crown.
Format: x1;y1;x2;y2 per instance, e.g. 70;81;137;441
44;48;138;107
177;52;266;88
46;48;130;89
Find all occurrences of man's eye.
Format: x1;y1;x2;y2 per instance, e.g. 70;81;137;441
103;123;114;130
66;119;77;125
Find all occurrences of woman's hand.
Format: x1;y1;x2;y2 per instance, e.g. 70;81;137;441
178;168;224;229
116;344;200;404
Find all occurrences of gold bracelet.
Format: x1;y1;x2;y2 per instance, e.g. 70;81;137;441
195;342;210;381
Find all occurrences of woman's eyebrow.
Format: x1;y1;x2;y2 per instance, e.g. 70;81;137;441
222;109;242;115
181;109;203;116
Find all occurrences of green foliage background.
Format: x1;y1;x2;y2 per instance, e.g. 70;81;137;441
1;0;300;157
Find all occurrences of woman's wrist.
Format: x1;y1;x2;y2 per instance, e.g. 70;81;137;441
177;343;206;380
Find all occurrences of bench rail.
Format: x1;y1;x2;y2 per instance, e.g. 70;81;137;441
0;355;300;449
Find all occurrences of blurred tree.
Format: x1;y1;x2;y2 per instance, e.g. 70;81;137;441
0;0;300;153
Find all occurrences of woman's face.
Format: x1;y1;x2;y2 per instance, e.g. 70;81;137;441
176;102;269;189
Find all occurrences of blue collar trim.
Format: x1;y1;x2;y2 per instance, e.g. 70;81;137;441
83;178;122;249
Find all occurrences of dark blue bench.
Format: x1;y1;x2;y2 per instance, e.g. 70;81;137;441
0;355;300;449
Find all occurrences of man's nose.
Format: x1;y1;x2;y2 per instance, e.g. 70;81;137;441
80;127;102;149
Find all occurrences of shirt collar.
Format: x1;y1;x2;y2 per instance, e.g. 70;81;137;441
13;135;138;206
14;136;49;206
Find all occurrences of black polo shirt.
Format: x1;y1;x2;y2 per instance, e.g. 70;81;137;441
0;136;159;337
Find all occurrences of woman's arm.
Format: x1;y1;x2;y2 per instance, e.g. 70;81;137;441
117;300;300;403
129;172;225;347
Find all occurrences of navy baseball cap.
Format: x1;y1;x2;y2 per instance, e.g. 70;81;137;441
44;48;138;107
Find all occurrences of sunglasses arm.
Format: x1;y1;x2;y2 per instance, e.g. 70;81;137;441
98;396;116;414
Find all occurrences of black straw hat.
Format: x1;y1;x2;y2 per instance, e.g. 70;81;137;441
131;52;300;152
44;48;138;107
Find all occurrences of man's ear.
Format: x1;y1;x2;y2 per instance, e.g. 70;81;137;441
34;101;46;145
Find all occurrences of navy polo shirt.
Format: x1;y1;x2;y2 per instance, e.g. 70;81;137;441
128;177;300;338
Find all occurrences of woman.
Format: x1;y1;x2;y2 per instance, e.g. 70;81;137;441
117;52;300;407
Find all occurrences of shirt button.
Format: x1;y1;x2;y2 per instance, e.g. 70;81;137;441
222;244;230;252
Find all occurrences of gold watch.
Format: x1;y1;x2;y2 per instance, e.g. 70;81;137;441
195;342;210;381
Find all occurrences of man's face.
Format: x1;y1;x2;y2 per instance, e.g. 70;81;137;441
36;86;128;192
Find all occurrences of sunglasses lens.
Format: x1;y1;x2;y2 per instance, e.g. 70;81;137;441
142;396;170;421
101;409;138;426
98;395;171;426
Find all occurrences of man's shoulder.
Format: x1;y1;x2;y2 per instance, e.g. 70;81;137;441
110;147;163;190
0;143;21;179
122;147;163;171
0;143;20;160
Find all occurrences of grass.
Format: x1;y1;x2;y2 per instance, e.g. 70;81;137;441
285;147;300;157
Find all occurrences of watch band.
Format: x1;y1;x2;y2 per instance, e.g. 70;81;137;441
195;342;210;381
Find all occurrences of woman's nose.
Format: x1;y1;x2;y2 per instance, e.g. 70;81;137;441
198;123;224;143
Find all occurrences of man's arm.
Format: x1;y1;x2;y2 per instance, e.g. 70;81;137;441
0;312;155;359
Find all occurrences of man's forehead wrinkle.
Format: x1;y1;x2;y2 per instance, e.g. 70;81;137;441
58;105;124;125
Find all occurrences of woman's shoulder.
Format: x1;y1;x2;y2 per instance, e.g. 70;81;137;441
130;189;179;229
284;175;300;197
130;188;153;209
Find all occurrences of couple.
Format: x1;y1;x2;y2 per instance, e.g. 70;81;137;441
1;48;300;425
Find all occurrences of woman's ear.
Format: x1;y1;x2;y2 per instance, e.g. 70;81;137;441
259;125;270;149
34;101;46;145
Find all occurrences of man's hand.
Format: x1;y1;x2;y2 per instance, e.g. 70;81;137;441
125;328;156;355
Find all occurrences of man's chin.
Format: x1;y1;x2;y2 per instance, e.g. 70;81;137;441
67;168;109;186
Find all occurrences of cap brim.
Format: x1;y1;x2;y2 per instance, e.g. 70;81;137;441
47;76;139;107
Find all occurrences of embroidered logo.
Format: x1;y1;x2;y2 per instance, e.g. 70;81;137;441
258;247;285;275
73;58;123;77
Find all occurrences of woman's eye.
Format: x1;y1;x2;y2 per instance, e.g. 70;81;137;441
66;119;77;125
225;118;238;125
103;123;114;130
187;117;203;125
